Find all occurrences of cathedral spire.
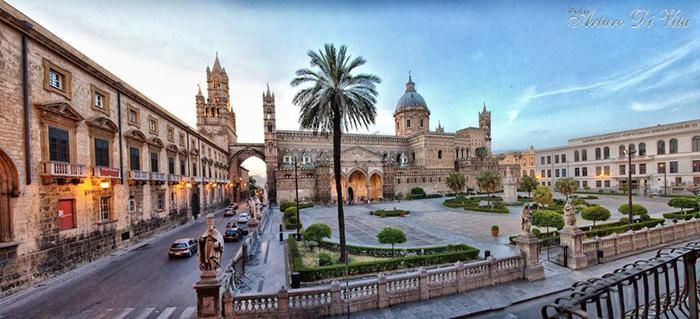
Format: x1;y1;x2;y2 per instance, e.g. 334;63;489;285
482;102;487;112
197;83;203;96
212;51;222;72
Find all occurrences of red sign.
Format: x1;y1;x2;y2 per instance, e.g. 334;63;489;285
97;167;120;178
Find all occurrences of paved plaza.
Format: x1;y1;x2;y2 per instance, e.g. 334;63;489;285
299;193;677;257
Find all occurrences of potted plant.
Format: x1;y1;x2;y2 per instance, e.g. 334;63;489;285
491;225;499;237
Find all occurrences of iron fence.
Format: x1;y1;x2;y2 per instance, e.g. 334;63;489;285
542;241;700;319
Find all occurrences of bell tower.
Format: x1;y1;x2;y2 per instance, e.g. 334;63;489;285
196;53;237;150
263;85;277;202
479;103;492;147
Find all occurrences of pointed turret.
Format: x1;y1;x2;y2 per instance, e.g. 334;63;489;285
212;51;223;72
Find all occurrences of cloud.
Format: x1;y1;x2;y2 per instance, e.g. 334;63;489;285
629;91;700;111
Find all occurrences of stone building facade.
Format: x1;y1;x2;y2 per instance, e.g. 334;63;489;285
0;3;233;294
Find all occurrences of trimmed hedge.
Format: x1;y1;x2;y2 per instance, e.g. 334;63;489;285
509;218;665;246
463;205;509;214
289;238;480;282
280;202;314;212
370;209;408;218
663;210;700;221
318;240;479;257
443;195;509;213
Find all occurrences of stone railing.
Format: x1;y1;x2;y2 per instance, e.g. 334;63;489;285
167;174;181;183
150;172;166;182
129;170;150;181
43;161;87;177
226;256;524;318
582;218;700;265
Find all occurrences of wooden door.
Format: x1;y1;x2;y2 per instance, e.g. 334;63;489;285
57;199;75;230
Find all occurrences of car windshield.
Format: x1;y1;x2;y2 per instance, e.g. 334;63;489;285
171;243;188;248
225;230;237;234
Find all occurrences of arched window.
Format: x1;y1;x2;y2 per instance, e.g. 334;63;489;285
267;124;272;133
618;145;625;158
302;152;311;164
522;170;527;177
669;139;678;154
657;140;665;155
406;119;411;128
530;169;535;177
595;148;601;160
574;150;580;162
455;148;459;159
638;143;646;156
411;152;416;162
581;149;587;161
603;147;610;159
461;148;465;158
628;143;635;155
465;148;470;158
693;136;700;152
437;150;443;159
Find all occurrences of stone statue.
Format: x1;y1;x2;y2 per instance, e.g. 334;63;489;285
198;213;224;272
564;199;576;228
520;204;533;234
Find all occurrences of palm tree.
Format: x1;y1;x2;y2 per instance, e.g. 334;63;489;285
555;177;577;201
291;44;380;263
519;175;538;199
446;172;466;194
475;147;488;160
475;169;501;207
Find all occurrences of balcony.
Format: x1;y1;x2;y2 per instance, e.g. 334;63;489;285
93;166;121;179
151;172;167;182
194;176;204;183
218;178;227;184
43;161;87;178
168;174;181;183
129;170;150;181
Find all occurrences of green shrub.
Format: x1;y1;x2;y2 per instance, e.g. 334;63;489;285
411;187;426;197
317;251;334;266
280;201;295;212
617;204;648;217
304;223;332;242
463;205;509;214
533;210;564;233
373;209;408;217
318;240;479;258
581;206;611;227
668;197;700;212
377;227;407;255
663;210;700;220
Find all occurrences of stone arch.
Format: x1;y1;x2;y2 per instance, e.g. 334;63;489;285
330;174;347;202
369;172;383;200
0;148;19;242
347;169;368;202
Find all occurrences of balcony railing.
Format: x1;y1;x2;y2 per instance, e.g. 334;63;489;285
93;166;121;179
129;170;150;181
168;174;181;183
194;176;203;183
151;172;167;182
44;161;87;177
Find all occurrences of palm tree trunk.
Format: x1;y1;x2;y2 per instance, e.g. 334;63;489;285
332;102;348;263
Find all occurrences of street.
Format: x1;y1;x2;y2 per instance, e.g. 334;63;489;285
0;206;251;319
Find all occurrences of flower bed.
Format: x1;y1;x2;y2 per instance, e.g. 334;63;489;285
369;209;408;217
443;195;510;213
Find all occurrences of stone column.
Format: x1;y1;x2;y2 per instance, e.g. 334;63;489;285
222;290;233;319
514;233;544;281
559;226;588;269
502;168;518;204
377;273;388;308
454;261;465;293
418;267;429;300
194;270;221;319
330;280;343;315
278;286;290;319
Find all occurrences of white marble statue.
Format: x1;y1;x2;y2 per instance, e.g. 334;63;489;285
564;199;577;228
197;213;224;272
520;204;533;234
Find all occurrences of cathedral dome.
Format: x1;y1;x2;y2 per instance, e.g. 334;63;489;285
395;75;428;111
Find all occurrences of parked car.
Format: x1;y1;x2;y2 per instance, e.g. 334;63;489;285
229;203;239;210
237;212;249;224
223;208;235;217
168;238;197;258
224;227;244;242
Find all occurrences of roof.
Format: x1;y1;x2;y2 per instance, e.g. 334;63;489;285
396;75;428;111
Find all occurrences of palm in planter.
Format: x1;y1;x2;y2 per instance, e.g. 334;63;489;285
292;44;380;262
475;169;501;207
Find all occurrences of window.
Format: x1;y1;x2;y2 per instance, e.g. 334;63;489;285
49;126;70;162
694;160;700;173
604;180;610;188
268;124;273;133
90;85;110;114
555;155;559;164
180;160;186;176
562;168;567;177
657;162;666;174
695;176;700;186
582;167;588;176
657;140;665;155
157;193;164;211
670;161;678;173
129;147;140;170
541;170;545;178
49;69;63;90
530;169;535;177
523;170;527;177
302;152;311;164
43;59;72;98
581;149;588;161
128;198;136;213
628;143;636;155
540;156;545;165
582;181;588;188
574;168;580;177
561;154;566;163
595;148;601;160
150;152;159;172
94;138;109;167
603;147;610;159
640;163;646;174
547;169;551;178
406;119;411;128
619;165;625;175
618;145;625;158
95;93;104;108
669;139;678;154
179;133;186;146
675;177;682;185
693;137;700;152
574;150;580;162
168;157;175;174
595;166;602;176
555;169;560;178
419;119;424;127
438;150;442;159
638;143;646;156
596;180;602;188
128;107;140;126
167;127;175;142
192;164;197;176
547;156;551;164
99;197;111;221
630;164;636;175
149;117;159;135
604;166;610;176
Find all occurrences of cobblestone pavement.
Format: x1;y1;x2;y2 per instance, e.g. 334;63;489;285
299;194;675;258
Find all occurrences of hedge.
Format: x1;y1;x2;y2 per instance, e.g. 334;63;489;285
663;211;700;221
280;202;314;212
509;218;665;245
289;238;480;282
370;209;408;218
443;196;509;213
463;205;509;214
318;240;479;258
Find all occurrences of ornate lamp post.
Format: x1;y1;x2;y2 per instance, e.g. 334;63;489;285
624;147;636;231
294;156;301;239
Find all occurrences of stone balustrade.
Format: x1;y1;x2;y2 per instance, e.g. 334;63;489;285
582;218;700;265
225;256;524;318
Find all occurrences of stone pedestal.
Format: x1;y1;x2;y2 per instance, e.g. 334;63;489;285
560;227;588;269
514;233;544;281
502;169;517;204
194;270;221;319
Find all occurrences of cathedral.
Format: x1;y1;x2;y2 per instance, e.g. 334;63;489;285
197;55;500;204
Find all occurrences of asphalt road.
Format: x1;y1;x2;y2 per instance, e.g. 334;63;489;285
0;206;250;319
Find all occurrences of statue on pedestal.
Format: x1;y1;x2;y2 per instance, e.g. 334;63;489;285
198;213;224;272
520;203;533;235
564;199;577;228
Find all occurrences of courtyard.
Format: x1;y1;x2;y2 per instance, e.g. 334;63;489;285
299;193;678;258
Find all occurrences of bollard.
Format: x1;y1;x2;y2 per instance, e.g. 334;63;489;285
279;224;283;232
279;232;283;242
484;250;491;259
291;272;301;289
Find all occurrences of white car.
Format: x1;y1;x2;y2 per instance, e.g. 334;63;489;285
237;212;249;224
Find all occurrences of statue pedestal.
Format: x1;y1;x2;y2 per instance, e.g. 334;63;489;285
514;233;544;281
559;227;588;270
194;271;221;319
503;183;517;204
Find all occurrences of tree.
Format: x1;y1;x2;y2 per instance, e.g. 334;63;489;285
686;184;700;196
617;203;648;220
532;210;564;233
581;206;611;227
475;169;501;207
292;44;381;262
446;172;466;194
668;197;699;213
475;147;488;160
532;185;553;209
555;177;577;201
519;175;538;199
377;227;406;256
303;223;332;242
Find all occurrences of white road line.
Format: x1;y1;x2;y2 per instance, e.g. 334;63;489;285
134;307;155;319
96;308;113;319
155;307;176;319
178;307;196;319
112;308;134;319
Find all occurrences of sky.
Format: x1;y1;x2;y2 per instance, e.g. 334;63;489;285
8;0;700;177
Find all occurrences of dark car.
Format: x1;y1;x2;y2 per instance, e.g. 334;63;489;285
223;208;236;217
224;228;244;242
168;238;197;258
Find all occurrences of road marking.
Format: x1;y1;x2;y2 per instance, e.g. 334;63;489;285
96;308;113;319
134;307;155;319
112;308;134;319
178;307;196;319
156;307;176;319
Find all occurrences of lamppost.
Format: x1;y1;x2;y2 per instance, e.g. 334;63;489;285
659;162;667;196
624;147;636;231
294;156;301;240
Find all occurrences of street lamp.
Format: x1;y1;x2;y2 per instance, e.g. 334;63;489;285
294;156;301;240
624;147;636;231
658;162;667;196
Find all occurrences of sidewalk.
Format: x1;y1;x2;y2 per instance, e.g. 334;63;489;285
235;205;291;293
336;242;692;319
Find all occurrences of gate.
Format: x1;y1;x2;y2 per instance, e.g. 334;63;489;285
543;244;568;268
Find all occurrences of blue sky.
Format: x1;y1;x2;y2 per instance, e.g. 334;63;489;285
9;0;700;175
